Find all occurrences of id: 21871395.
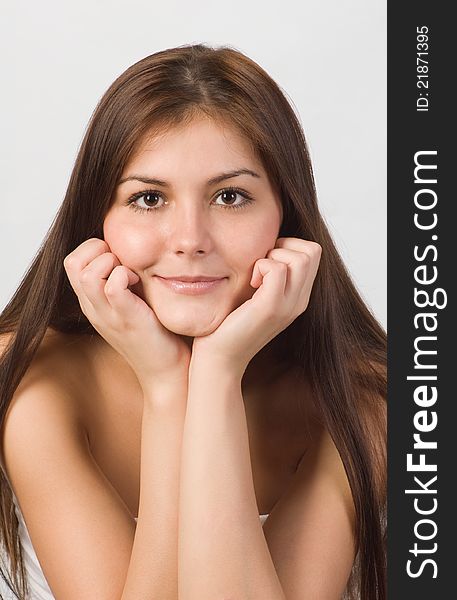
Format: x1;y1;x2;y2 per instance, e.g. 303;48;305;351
417;26;429;112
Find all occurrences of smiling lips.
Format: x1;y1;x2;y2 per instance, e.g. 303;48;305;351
155;275;228;295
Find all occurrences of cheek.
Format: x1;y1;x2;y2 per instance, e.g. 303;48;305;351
103;215;159;270
230;212;281;279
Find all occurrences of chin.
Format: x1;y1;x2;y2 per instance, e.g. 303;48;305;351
152;307;227;337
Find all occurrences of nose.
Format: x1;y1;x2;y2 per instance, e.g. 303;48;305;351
168;200;213;256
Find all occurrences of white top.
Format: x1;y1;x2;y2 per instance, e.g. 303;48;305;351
4;487;269;600
10;492;55;600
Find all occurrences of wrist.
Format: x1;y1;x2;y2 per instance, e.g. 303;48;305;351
189;347;246;384
139;369;189;408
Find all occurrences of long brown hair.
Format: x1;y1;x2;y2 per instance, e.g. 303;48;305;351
0;43;386;599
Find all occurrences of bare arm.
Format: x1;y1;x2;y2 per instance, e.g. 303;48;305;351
121;376;187;600
178;357;286;600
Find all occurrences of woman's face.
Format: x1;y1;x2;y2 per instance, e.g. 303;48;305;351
103;116;283;338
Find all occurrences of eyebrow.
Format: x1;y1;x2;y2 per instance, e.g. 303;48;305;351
117;168;261;187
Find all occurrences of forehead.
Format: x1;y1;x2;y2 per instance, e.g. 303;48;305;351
125;117;263;176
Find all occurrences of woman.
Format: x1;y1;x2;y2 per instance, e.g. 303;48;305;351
0;43;386;599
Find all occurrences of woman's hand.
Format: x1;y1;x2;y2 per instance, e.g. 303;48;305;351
63;238;191;393
191;237;322;377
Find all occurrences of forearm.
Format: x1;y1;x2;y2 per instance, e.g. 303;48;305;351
121;378;187;600
178;358;285;600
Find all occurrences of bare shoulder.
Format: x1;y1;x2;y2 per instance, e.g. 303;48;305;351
0;328;90;468
0;328;101;465
263;422;357;599
284;360;386;503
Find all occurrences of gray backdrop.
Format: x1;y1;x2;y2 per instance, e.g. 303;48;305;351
0;0;386;330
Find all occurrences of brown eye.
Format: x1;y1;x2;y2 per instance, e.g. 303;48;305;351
219;190;238;205
213;187;254;210
126;190;166;213
141;192;162;207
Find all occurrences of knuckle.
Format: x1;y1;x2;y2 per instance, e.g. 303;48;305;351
274;260;287;272
110;253;122;266
279;262;288;275
311;241;322;254
86;240;108;257
79;269;92;284
97;241;110;254
80;238;110;256
63;254;75;270
86;237;106;247
104;283;116;296
299;253;311;268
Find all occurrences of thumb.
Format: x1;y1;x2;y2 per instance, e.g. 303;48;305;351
250;260;263;288
127;269;140;286
250;258;274;289
106;254;140;287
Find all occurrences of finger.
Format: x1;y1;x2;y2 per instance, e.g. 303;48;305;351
104;266;145;317
265;247;310;297
79;251;123;313
275;237;322;258
63;238;111;300
272;238;322;288
250;258;288;308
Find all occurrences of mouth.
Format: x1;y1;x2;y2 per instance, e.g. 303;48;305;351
154;275;228;295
